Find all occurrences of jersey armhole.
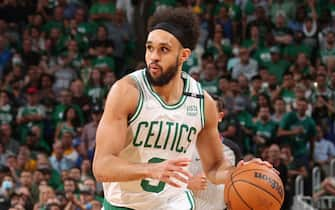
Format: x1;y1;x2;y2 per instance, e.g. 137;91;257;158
128;75;144;124
196;82;205;128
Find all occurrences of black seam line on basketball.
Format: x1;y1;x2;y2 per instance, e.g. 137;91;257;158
231;180;253;210
229;166;253;210
227;181;236;210
227;181;232;210
232;180;281;204
231;168;275;179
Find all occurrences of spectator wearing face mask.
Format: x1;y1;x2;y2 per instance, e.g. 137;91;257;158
0;175;15;201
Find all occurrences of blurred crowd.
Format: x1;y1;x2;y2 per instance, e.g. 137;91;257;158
0;0;335;209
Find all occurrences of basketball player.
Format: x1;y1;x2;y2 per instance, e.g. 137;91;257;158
93;7;272;210
188;99;243;210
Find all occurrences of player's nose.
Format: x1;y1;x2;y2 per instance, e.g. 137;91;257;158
149;50;161;62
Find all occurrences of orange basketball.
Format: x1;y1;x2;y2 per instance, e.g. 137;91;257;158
224;162;284;210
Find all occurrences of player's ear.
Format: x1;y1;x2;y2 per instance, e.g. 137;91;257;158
218;111;224;122
179;48;191;64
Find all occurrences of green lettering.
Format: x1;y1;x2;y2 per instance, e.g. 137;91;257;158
133;121;149;147
144;121;158;148
163;122;174;149
176;124;189;152
184;127;197;153
153;121;163;149
170;123;179;151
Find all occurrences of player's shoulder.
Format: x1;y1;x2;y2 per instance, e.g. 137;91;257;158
105;70;143;110
109;69;143;95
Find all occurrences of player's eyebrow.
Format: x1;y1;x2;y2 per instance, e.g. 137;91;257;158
146;41;172;48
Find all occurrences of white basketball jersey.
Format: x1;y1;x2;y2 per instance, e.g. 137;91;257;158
103;69;204;209
188;144;236;210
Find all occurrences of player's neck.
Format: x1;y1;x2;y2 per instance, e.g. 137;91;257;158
152;71;184;105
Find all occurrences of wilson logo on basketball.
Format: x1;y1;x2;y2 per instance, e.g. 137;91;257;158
254;172;284;199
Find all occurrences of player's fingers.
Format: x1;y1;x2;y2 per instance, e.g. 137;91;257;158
173;160;191;167
170;172;189;184
200;181;208;189
174;162;190;167
250;158;263;163
165;179;182;188
159;174;169;181
203;182;208;188
176;167;192;179
237;160;245;167
272;168;280;175
167;165;192;178
239;159;279;174
257;160;274;169
170;158;191;165
242;158;274;169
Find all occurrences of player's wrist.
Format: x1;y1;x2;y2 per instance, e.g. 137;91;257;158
209;164;236;185
221;165;236;185
142;162;157;179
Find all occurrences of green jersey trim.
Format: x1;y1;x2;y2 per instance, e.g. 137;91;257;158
186;190;195;210
196;83;205;128
103;199;133;209
141;70;190;110
128;76;144;124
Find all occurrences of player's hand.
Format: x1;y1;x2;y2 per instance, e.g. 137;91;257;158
237;158;280;175
149;158;192;188
187;173;207;191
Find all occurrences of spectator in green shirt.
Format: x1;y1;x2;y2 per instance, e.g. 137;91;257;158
45;27;69;57
75;7;97;39
272;12;293;46
149;0;177;16
91;42;115;74
16;87;46;143
290;53;315;80
52;89;84;129
253;106;278;155
264;46;290;83
59;39;84;71
284;31;312;63
246;6;273;43
277;97;317;162
233;96;254;153
200;62;220;97
272;72;296;109
84;69;107;103
0;90;14;126
205;24;232;60
89;0;116;24
242;25;264;54
42;6;65;35
270;0;296;24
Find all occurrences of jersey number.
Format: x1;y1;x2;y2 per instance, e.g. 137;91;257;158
140;157;166;193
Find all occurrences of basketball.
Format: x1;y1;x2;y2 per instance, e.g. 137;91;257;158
224;162;284;210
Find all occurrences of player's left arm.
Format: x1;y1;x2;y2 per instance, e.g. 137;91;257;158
196;92;235;185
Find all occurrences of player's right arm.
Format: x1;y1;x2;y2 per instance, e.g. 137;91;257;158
93;76;191;186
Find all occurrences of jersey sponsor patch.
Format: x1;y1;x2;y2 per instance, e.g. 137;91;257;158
186;105;198;116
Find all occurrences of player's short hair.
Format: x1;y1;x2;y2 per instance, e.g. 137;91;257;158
147;7;200;50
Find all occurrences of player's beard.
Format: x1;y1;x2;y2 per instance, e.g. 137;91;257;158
146;58;179;87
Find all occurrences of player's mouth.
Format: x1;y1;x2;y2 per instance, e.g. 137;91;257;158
149;64;162;74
